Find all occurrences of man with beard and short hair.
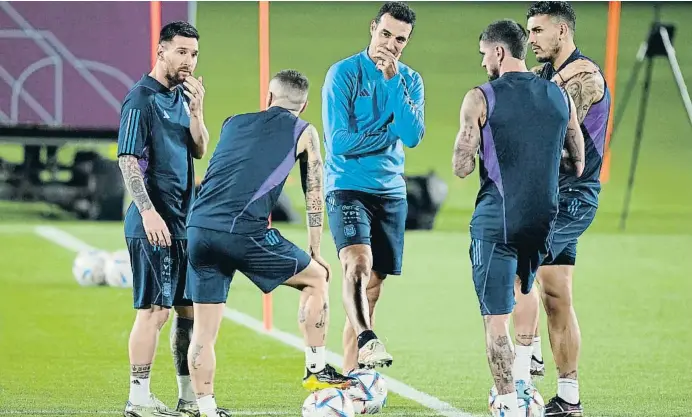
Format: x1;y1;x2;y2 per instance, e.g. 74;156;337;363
452;18;585;417
117;20;211;417
523;2;611;415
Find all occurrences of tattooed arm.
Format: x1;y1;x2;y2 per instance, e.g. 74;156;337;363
530;65;543;75
552;59;599;86
116;93;171;246
118;156;153;212
562;93;585;177
563;70;605;123
118;156;171;246
297;124;325;258
452;88;486;179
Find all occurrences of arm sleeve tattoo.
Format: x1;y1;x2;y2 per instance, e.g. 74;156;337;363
564;71;605;123
118;155;153;212
561;94;586;176
302;126;324;228
452;88;485;178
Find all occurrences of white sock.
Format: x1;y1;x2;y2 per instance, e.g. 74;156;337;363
128;376;151;405
532;336;543;362
305;346;326;373
497;392;520;417
557;378;580;404
177;375;195;402
513;345;533;383
197;394;217;416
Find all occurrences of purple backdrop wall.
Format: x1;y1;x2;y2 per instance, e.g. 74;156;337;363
0;1;189;129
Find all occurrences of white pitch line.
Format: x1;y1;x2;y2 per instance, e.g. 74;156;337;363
223;309;472;417
33;226;475;417
34;226;95;252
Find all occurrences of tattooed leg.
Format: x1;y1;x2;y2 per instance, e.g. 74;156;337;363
171;306;195;401
129;306;170;405
298;290;328;373
484;314;515;395
188;303;225;399
283;259;332;372
511;276;540;383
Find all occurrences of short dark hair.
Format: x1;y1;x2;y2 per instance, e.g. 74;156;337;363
375;2;416;30
273;69;309;94
527;1;576;33
159;21;199;43
479;19;528;60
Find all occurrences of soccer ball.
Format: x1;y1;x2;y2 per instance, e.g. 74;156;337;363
302;388;355;417
72;249;109;286
104;250;133;288
345;369;388;414
489;385;545;417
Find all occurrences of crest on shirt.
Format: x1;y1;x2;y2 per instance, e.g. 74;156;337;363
344;224;357;238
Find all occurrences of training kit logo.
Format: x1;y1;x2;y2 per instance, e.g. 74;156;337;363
265;229;280;246
344;224;356;238
161;255;172;297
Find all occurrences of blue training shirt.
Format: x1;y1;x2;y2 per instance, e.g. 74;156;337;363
322;48;425;198
117;75;195;239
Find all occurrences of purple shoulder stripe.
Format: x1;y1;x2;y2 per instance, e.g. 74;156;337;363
293;118;309;142
230;118;308;233
477;82;496;116
476;83;504;198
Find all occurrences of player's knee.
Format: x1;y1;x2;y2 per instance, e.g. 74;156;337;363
137;305;170;330
343;254;372;283
307;271;329;298
543;289;573;315
300;262;329;297
365;281;382;306
174;305;194;320
483;314;510;334
541;279;573;316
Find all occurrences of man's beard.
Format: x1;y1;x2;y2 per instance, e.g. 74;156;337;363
488;68;500;81
164;68;187;87
536;39;561;63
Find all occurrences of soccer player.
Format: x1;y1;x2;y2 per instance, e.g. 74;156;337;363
452;19;584;417
322;1;424;374
117;21;209;417
525;2;611;415
185;70;357;417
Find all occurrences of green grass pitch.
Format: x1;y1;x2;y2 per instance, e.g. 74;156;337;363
1;1;691;416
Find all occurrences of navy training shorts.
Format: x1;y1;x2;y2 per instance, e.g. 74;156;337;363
543;196;597;266
186;226;312;304
326;190;407;276
469;238;547;316
126;238;191;309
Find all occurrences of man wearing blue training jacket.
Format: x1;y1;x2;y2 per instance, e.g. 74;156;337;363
321;1;425;375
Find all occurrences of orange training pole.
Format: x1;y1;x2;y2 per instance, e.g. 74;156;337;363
259;0;273;332
600;1;621;183
150;1;162;69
